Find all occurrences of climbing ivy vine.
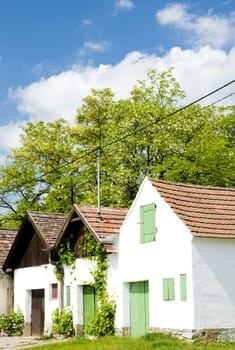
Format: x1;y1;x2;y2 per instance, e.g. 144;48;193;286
54;233;76;280
84;231;116;337
53;229;116;336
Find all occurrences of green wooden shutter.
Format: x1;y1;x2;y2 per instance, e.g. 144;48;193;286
168;278;175;300
163;279;168;301
66;285;71;306
140;203;156;243
180;274;187;301
163;278;175;301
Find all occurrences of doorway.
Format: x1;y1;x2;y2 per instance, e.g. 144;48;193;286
31;289;45;336
83;285;97;331
129;281;149;337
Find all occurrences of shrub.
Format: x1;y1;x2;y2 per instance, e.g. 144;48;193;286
0;314;4;334
52;307;74;337
2;307;24;336
86;297;116;337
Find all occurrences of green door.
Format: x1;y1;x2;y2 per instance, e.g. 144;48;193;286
130;281;149;337
83;285;96;330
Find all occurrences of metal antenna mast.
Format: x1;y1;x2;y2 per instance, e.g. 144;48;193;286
97;146;102;221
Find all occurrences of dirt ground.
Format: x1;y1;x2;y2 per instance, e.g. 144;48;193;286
0;336;68;350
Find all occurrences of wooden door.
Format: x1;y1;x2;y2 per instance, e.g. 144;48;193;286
130;281;149;337
83;285;96;330
31;289;45;336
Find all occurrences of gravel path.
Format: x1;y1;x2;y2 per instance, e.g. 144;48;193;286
0;336;68;349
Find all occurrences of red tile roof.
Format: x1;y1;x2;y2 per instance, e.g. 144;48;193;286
0;229;17;273
74;205;128;240
27;211;68;247
150;178;235;239
54;205;127;253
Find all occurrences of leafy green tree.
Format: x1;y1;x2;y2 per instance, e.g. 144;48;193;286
0;68;233;227
159;105;235;186
0;119;84;227
73;69;187;206
73;88;116;205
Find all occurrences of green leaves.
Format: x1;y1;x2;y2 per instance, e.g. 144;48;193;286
52;307;74;337
58;237;76;266
89;297;116;337
0;307;24;336
0;68;234;227
83;232;115;337
0;119;84;226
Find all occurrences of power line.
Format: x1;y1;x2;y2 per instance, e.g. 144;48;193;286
101;83;235;151
0;80;234;201
206;91;235;107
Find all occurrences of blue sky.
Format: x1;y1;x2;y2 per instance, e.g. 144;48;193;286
0;0;234;157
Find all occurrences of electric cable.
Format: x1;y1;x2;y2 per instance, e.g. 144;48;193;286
0;80;234;203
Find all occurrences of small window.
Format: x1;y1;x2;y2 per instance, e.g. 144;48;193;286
180;274;187;301
163;278;175;301
140;203;156;243
66;285;71;306
50;283;58;299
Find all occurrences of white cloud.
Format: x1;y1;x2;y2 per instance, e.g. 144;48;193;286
195;15;232;48
83;41;111;52
9;46;235;123
6;45;235;156
156;3;235;49
32;61;46;75
78;41;111;56
156;3;191;28
115;0;135;10
0;122;22;156
82;18;92;26
0;122;24;165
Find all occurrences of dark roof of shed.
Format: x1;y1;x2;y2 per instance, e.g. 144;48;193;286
3;211;68;273
150;178;235;238
27;211;68;247
0;229;17;273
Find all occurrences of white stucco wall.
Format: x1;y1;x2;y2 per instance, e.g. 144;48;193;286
192;238;235;329
63;258;94;326
63;254;119;327
14;264;60;332
13;250;121;334
117;178;194;331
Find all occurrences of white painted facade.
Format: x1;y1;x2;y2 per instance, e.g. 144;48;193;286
11;177;235;338
14;264;60;334
116;177;194;333
116;177;235;336
63;258;95;328
192;238;235;329
12;242;119;336
63;254;119;330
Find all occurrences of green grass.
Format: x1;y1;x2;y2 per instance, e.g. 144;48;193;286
22;332;235;350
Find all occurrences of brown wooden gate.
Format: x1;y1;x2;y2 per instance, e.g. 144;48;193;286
31;289;45;336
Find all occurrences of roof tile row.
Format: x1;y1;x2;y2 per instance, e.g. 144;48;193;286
150;178;235;238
